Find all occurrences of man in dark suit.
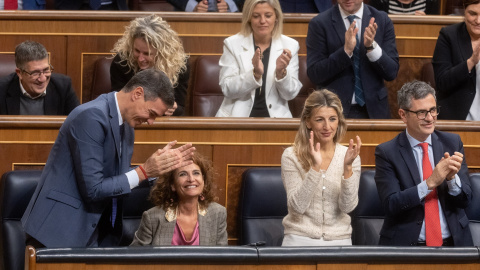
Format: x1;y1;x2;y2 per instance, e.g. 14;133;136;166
55;0;127;10
306;0;399;119
279;0;332;13
0;41;79;115
21;69;196;248
168;0;243;12
375;80;473;246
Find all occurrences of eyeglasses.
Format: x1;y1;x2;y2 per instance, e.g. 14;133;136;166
403;106;440;120
21;65;54;79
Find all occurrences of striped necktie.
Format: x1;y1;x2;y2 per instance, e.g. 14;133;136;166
347;15;365;107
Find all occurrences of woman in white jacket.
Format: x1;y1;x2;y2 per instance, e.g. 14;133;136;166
216;0;302;118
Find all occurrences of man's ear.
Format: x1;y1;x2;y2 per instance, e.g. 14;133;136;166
15;68;22;78
398;108;407;123
132;86;144;101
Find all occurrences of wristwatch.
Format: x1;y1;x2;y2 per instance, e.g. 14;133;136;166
366;41;377;51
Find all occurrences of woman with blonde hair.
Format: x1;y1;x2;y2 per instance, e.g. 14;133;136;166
131;152;227;246
110;14;189;116
216;0;302;118
281;90;362;246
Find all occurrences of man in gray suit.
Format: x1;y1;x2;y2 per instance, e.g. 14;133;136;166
22;69;195;248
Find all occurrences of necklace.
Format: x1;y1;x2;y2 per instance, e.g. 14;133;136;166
398;0;414;13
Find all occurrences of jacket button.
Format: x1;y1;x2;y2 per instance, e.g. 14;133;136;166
269;104;272;109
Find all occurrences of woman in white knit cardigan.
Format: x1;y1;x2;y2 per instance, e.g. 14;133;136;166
281;90;362;246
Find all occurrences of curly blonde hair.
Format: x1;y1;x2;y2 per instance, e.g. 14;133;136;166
112;14;187;86
294;90;347;171
150;152;218;211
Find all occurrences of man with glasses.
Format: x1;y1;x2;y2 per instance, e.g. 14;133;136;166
0;41;79;115
374;80;473;246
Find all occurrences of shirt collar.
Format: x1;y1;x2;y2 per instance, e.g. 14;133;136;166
114;92;123;125
165;205;207;222
405;129;432;148
339;3;364;20
19;79;46;100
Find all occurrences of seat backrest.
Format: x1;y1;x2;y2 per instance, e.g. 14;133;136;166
0;170;42;270
466;173;480;246
421;61;436;90
0;54;16;78
119;180;154;246
238;167;287;246
351;170;384;245
91;57;113;101
191;55;315;117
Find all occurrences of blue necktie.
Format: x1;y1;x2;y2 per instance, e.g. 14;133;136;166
111;123;124;227
347;15;365;107
90;0;101;10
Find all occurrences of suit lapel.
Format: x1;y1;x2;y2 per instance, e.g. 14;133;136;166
398;131;422;185
107;92;122;170
361;6;373;57
265;38;283;99
198;210;211;245
44;81;59;115
240;35;256;100
458;23;476;87
332;6;347;45
6;75;21;115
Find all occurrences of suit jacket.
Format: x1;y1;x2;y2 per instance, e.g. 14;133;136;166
21;92;134;247
279;0;332;13
168;0;244;11
432;22;475;120
22;0;45;9
0;72;79;115
109;54;188;116
216;33;302;118
374;130;473;246
306;4;399;119
130;202;228;246
55;0;127;9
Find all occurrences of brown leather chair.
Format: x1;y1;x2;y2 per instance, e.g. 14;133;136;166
0;54;16;78
190;55;315;117
129;0;175;11
421;61;436;90
90;57;113;101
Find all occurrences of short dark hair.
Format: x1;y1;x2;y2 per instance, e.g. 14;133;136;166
14;41;48;69
464;0;480;9
397;80;436;110
123;69;175;107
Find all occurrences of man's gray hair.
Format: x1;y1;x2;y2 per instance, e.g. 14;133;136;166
15;41;48;69
397;80;436;110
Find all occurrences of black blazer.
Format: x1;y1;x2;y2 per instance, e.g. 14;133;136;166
432;22;475;120
55;0;127;10
375;130;473;246
109;54;188;116
0;72;79;115
167;0;244;11
306;4;399;119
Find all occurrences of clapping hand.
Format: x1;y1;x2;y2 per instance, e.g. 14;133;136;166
343;136;361;178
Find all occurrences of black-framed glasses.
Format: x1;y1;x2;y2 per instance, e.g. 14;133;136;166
403;106;440;120
21;65;54;79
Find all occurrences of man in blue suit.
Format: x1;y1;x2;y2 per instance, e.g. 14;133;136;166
21;69;195;248
306;0;399;118
375;81;473;246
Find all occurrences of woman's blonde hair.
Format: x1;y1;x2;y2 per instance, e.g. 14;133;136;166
112;14;187;86
240;0;283;39
150;152;218;211
293;90;347;171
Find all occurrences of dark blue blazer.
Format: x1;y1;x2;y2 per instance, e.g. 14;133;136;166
21;92;134;247
375;130;473;246
306;4;399;118
279;0;332;13
0;72;79;115
54;0;127;10
22;0;45;9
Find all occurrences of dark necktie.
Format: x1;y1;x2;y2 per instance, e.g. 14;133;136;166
347;15;365;107
90;0;102;10
419;142;442;246
111;123;124;227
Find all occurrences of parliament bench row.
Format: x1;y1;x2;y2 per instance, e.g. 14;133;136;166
1;168;480;270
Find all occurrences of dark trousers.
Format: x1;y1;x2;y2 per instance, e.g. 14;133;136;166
347;104;369;119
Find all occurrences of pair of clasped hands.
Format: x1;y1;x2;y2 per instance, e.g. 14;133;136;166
344;17;378;55
308;131;362;179
138;141;196;182
427;151;464;190
252;47;292;81
194;0;230;12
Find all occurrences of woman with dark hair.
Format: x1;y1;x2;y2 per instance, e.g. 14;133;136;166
281;90;361;246
432;0;480;120
131;152;227;246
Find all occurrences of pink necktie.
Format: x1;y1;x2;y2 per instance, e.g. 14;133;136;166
419;142;443;246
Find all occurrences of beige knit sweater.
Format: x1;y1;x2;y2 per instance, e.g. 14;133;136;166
281;144;361;240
